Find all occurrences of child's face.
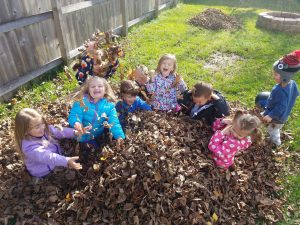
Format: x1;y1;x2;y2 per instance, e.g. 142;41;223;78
230;123;251;139
134;70;148;85
192;95;210;106
28;118;46;137
89;79;105;100
273;71;281;84
160;59;174;77
123;94;137;106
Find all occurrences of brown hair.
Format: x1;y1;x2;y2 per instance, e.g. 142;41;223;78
233;110;263;143
14;108;49;159
120;80;139;96
191;82;213;98
156;54;177;74
75;76;116;103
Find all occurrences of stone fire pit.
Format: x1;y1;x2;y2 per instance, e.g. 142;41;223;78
256;11;300;34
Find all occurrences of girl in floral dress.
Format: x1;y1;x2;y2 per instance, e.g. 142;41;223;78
146;54;187;111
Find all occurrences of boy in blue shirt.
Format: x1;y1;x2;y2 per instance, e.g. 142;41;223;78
258;50;300;146
116;80;152;132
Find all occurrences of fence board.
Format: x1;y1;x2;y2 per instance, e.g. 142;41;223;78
0;0;177;99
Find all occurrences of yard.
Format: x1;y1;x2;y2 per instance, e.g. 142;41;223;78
0;0;300;224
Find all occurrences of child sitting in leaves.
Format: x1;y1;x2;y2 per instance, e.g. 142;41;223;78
208;110;262;170
68;76;125;164
14;108;82;178
116;80;152;132
129;65;152;102
146;54;187;111
179;81;229;125
256;50;300;146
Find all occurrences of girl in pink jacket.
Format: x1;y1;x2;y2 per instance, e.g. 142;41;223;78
208;110;262;170
14;108;82;177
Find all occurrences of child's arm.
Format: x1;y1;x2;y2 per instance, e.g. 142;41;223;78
68;101;84;127
239;136;252;151
212;94;230;118
263;91;287;122
49;125;75;139
136;97;152;111
106;104;126;139
212;118;227;132
24;143;81;170
177;77;188;93
208;130;228;154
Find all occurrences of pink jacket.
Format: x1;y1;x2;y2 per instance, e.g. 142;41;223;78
208;118;252;169
22;125;75;177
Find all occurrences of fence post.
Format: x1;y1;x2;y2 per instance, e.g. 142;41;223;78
155;0;160;18
51;0;69;61
121;0;128;36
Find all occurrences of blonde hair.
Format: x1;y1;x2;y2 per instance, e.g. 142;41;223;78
75;76;116;103
14;108;49;159
233;110;263;143
156;54;177;74
135;65;149;76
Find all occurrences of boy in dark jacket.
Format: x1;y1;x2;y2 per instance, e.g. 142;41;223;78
179;82;229;125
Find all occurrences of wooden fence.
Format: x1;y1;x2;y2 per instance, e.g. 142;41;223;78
0;0;178;101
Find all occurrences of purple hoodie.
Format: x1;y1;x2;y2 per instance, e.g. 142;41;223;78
21;125;75;177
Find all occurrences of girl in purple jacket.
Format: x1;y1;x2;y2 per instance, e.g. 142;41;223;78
14;108;82;177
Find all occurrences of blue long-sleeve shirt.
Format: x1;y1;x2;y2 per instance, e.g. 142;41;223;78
116;96;152;128
263;80;299;123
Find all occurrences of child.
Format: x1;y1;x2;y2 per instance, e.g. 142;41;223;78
68;76;125;163
258;50;300;146
14;108;82;178
116;80;152;131
146;54;187;111
208;111;262;170
131;65;151;102
179;82;229;125
73;41;97;85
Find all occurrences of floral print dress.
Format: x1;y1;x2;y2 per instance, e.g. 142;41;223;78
146;73;187;111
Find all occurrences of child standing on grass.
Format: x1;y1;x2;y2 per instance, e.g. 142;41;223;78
146;54;187;111
14;108;82;178
256;50;300;146
68;76;125;163
208;111;262;170
179;81;229;125
116;80;152;131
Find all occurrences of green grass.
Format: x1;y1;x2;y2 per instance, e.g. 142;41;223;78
1;0;300;224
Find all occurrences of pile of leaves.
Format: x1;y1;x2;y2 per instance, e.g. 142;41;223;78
0;99;290;224
188;8;242;30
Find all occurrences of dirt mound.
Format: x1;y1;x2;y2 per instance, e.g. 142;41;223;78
189;8;242;30
0;100;286;224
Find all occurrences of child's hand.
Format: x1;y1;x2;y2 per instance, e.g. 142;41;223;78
211;93;220;100
222;118;232;125
116;138;124;149
74;122;84;134
221;125;232;135
263;115;272;123
67;156;82;170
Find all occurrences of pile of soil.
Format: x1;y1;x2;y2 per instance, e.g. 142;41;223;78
189;8;242;30
0;99;288;224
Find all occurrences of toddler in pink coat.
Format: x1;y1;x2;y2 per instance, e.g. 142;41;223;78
208;110;262;169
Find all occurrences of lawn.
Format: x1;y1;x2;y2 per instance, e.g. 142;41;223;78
0;0;300;224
